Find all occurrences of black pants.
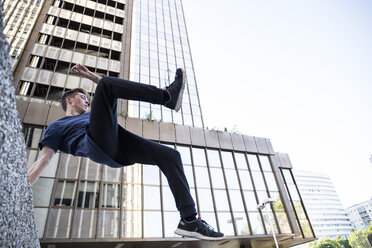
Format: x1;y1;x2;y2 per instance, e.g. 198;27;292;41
88;76;197;219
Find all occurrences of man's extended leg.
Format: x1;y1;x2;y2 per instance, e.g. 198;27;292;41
115;126;224;240
115;126;197;219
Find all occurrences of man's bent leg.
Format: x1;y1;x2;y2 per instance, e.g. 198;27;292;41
89;77;167;158
116;126;197;219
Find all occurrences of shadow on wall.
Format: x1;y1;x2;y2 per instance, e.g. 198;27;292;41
0;2;40;247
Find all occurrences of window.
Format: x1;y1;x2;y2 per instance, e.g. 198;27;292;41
77;181;100;208
54;180;77;206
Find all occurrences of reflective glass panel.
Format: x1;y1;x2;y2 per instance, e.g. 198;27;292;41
32;178;54;206
58;154;80;178
282;169;293;184
80;158;101;180
177;145;192;165
252;171;267;190
34;208;48;238
122;210;142;238
144;185;161;210
276;211;292;234
247;154;260;171
270;191;284;212
144;211;162;237
72;209;97;238
123;164;142;184
197;188;214;211
261;208;279;233
256;190;269;204
224;169;240;189
259;155;272;172
45;208;73;238
192;148;207;166
102;183;120;208
207;149;221;168
243;190;258;211
264;171;278;191
209;167;225;189
54;180;77;206
77;181;100;208
221;151;235;169
162;186;177;211
229;189;245;212
213;189;230;211
164;211;180;237
288;184;301;201
123;184;142;210
234;153;248;170
233;212;250;235
300;219;314;238
97;210;119;238
143;164;160;185
238;170;254;190
184;165;195;187
102;166;121;182
248;211;265;234
217;212;235;235
194;166;210;188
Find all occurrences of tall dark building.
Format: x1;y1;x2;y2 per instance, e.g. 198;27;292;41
4;0;316;247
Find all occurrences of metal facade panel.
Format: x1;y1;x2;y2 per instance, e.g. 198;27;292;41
265;138;275;154
218;131;233;150
242;135;258;153
189;127;206;146
204;129;220;148
16;100;28;120
46;106;65;125
231;133;245;151
125;118;142;137
175;124;191;145
255;137;270;154
159;122;175;143
276;152;293;169
23;102;49;125
143;120;159;141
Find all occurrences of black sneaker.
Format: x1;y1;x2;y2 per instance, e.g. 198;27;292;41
164;68;185;112
174;218;224;241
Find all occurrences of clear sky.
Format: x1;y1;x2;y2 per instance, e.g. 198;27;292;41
182;0;372;208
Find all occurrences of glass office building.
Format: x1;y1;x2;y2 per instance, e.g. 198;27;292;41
293;170;353;239
6;0;316;247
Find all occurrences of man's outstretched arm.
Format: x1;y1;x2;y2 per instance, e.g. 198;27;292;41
71;64;102;84
28;146;56;185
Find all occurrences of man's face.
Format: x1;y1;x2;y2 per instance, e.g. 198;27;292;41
67;93;89;114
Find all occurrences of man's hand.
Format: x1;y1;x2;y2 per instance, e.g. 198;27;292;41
72;64;102;84
72;63;91;77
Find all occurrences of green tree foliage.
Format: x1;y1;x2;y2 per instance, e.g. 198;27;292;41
349;229;371;248
307;236;351;248
307;237;341;248
335;236;352;248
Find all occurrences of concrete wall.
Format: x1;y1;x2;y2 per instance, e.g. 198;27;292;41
0;3;40;247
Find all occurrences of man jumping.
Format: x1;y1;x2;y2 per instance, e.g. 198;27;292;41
27;64;224;240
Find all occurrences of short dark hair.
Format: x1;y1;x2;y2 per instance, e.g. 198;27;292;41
61;88;87;112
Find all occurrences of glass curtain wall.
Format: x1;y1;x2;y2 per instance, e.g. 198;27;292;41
129;0;203;127
27;123;293;239
280;168;315;239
